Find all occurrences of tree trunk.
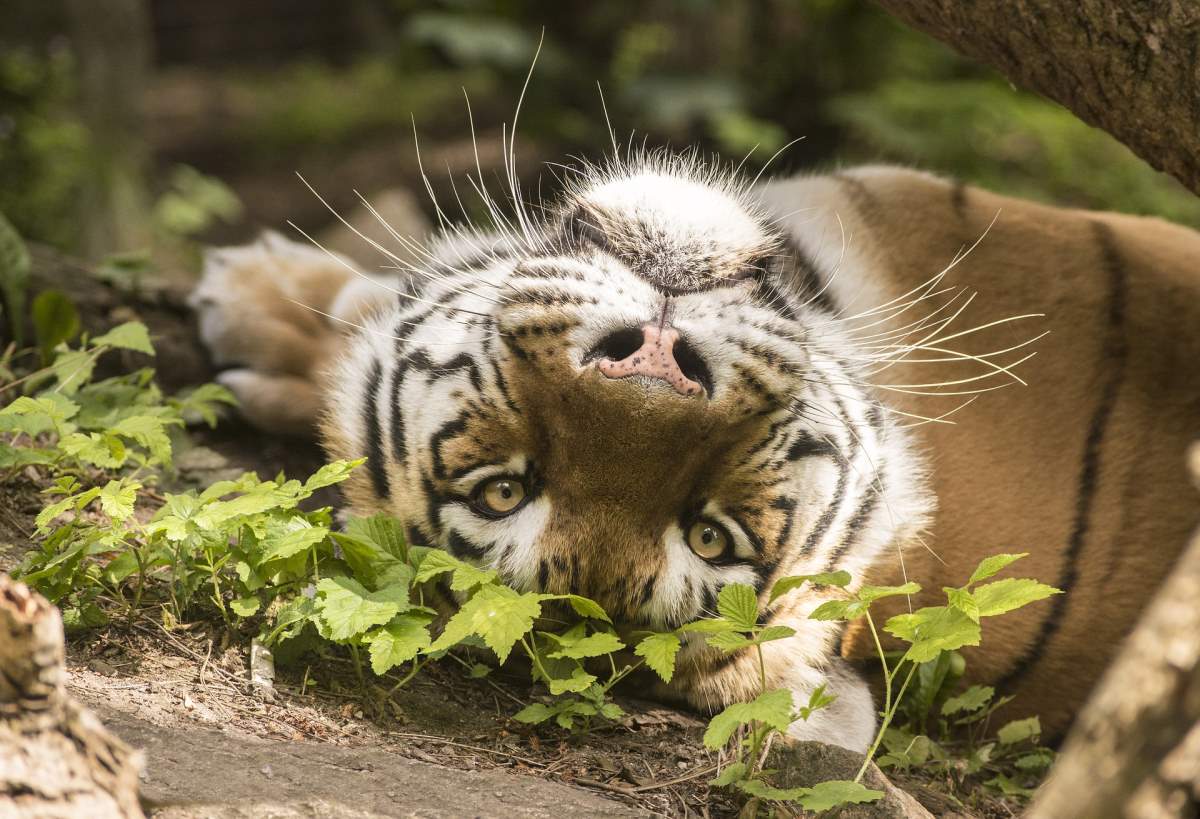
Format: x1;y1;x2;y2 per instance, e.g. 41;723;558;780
0;574;144;818
872;0;1200;197
65;0;154;258
1025;444;1200;819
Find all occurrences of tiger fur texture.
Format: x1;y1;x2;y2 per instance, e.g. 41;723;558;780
191;154;1200;753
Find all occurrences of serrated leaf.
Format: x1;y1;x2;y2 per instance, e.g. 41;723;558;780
858;581;921;603
49;349;95;395
808;599;868;621
450;561;498;592
769;570;852;604
635;632;681;683
717;583;759;630
706;631;754;652
316;576;410;641
798;780;884;811
708;762;748;787
345;513;408;560
997;716;1040;745
547;666;597;695
427;584;546;663
91;321;154;355
468;663;492;678
1014;748;1055;771
413;548;468;583
547;630;624;660
736;779;812;801
98;479;138;522
367;613;432;674
968;552;1029;585
560;594;612;623
302;458;363;492
677;617;741;633
703;688;794;748
260;520;329;564
945;586;980;621
974;578;1060;617
755;624;796;644
941;684;994;716
885;605;982;663
513;702;556;724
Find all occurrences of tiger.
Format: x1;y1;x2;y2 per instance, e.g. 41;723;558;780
190;152;1200;753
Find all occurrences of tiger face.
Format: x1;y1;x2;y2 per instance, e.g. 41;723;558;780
326;158;933;651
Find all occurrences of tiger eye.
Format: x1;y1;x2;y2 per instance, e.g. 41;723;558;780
687;520;729;560
477;478;527;515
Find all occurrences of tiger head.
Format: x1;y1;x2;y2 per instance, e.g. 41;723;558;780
325;153;933;643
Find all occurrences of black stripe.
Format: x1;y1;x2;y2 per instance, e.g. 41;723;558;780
827;476;883;569
781;236;837;314
429;412;470;482
448;530;487;560
832;173;886;227
787;430;838;461
361;358;390;498
995;220;1129;693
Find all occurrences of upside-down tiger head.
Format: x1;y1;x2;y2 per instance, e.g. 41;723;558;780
324;152;933;635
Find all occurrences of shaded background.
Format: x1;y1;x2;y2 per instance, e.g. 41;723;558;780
4;0;1198;270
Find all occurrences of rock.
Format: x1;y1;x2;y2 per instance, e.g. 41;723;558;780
769;741;933;819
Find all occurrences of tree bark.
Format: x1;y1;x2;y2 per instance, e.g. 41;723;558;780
872;0;1200;197
1025;444;1200;819
0;574;145;818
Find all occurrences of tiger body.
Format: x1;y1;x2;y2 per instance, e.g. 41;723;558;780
191;160;1200;752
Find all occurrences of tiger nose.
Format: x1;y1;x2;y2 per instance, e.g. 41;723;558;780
595;324;706;397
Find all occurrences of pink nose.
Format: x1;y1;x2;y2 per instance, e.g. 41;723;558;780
596;325;703;396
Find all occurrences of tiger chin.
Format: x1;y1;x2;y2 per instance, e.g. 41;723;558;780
191;153;1200;754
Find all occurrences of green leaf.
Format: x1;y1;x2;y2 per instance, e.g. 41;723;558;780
345;514;408;560
769;570;851;604
547;666;597;695
302;458;363;492
427;584;545;663
546;630;625;660
799;780;884;811
413;548;468;583
367;614;432;674
968;552;1029;585
260;521;329;564
468;663;492;678
942;684;994;716
755;624;796;644
315;576;410;641
997;716;1041;745
885;605;982;663
857;581;921;603
1014;748;1055;771
973;578;1060;617
945;586;980;621
560;594;612;623
677;617;741;633
635;632;681;683
32;289;80;361
706;631;754;652
0;210;31;347
49;349;95;395
703;688;794;749
513;702;556;724
91;321;154;355
110;414;174;465
716;583;759;630
230;596;261;617
708;762;748;787
98;479;138;522
736;779;812;801
808;599;868;621
986;773;1036;798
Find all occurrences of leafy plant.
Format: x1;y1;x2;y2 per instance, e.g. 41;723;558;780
4;321;1062;815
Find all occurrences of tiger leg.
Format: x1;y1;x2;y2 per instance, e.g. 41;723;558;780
672;635;877;753
189;232;398;436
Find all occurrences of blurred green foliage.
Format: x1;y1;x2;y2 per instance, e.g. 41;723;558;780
2;0;1195;255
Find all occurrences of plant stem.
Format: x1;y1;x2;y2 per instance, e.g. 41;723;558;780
855;662;917;782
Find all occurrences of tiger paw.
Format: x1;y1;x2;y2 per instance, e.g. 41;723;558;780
189;232;395;435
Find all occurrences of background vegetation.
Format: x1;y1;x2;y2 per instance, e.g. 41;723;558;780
3;0;1198;268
